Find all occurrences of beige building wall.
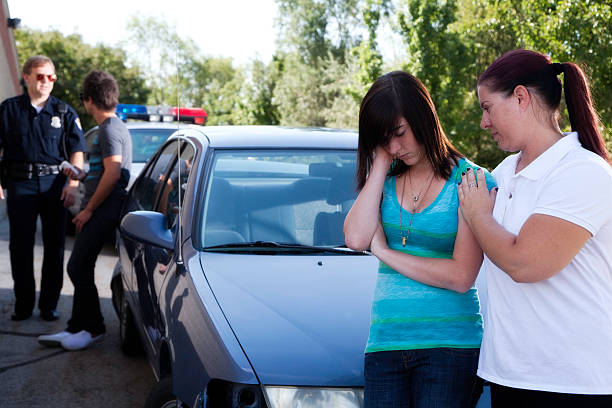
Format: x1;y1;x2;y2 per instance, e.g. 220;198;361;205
0;0;21;101
0;0;19;221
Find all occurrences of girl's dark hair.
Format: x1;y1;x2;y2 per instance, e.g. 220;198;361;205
356;71;462;189
478;49;609;164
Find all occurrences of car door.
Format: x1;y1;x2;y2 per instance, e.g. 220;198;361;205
121;141;180;352
136;140;196;355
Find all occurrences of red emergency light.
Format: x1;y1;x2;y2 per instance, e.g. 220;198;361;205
170;107;208;125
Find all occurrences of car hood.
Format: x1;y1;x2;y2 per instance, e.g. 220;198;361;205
199;252;378;386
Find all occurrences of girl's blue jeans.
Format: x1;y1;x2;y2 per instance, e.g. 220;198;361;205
364;348;482;408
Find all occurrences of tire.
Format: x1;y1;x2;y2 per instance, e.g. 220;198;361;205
110;265;123;316
119;291;144;356
145;377;179;408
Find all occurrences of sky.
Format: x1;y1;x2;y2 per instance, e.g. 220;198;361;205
7;0;279;65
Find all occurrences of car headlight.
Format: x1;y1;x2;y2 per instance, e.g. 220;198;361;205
263;386;364;408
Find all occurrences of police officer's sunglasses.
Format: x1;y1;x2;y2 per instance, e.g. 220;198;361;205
36;74;57;82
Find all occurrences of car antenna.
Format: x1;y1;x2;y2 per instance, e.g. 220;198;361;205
175;43;185;275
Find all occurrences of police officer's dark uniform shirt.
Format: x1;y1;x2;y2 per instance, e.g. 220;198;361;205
0;93;85;165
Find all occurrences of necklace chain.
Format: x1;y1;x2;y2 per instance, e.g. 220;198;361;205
399;168;435;247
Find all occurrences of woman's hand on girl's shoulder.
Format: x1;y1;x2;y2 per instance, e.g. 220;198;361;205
458;168;497;226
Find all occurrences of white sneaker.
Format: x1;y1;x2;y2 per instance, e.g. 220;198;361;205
60;330;105;351
38;331;73;347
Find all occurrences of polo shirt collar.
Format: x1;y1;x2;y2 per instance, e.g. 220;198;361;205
18;92;31;108
516;132;580;180
20;92;56;114
40;95;57;115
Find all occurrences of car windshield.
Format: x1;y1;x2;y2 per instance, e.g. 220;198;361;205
201;149;358;249
129;128;176;163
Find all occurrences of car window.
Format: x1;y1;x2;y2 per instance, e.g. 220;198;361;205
157;142;195;228
201;149;358;247
131;141;177;211
129;128;175;163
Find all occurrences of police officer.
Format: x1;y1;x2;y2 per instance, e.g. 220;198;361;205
0;55;86;321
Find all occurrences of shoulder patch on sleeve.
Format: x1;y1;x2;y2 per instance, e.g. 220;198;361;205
75;118;82;130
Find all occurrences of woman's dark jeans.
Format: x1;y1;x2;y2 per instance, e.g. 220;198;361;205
490;383;612;408
364;348;482;408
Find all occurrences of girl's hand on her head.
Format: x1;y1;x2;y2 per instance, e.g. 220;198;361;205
458;168;497;226
369;223;389;256
373;145;393;168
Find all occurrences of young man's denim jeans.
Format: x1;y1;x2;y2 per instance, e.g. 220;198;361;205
364;348;482;408
66;194;124;335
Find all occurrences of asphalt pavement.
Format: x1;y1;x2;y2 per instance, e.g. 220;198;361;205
0;199;155;407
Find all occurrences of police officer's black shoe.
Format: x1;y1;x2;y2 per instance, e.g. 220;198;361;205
40;310;60;321
11;311;32;321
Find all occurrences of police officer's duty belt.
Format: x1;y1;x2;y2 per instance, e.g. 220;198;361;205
6;162;61;179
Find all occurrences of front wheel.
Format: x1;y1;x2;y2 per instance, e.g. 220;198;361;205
145;376;179;408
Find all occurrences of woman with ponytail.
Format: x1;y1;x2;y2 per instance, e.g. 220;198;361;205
458;49;612;407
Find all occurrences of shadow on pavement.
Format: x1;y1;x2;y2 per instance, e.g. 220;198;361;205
0;287;155;407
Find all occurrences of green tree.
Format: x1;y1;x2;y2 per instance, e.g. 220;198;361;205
355;0;388;93
123;15;252;125
273;0;364;128
501;0;611;145
123;15;195;106
14;28;149;131
321;53;361;129
233;57;282;125
273;50;360;128
277;0;362;67
392;0;506;168
274;53;328;126
380;0;612;168
181;56;244;125
457;0;612;157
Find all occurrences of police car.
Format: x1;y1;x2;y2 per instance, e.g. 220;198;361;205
66;104;207;230
93;103;208;187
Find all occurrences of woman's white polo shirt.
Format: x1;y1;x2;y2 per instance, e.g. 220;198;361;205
478;132;612;394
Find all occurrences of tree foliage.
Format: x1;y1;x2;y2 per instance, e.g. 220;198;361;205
11;1;611;163
123;16;251;125
272;50;359;129
14;28;149;130
234;58;282;125
387;0;612;168
355;0;387;95
277;0;362;66
272;0;364;128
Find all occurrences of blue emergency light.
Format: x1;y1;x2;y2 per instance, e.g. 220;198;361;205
116;104;148;121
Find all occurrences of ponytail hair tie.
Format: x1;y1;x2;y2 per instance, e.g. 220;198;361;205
552;62;564;75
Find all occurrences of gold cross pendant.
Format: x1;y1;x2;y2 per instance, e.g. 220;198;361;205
402;236;407;246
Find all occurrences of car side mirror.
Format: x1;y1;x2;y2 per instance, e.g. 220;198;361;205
120;211;174;250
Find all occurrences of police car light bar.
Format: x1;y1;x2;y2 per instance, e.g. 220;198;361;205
116;104;207;125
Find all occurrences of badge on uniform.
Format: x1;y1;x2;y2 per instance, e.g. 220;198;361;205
75;118;82;130
51;116;61;128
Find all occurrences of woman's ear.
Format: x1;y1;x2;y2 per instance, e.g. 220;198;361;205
513;85;531;111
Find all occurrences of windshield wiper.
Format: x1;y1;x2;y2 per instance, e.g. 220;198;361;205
203;241;366;254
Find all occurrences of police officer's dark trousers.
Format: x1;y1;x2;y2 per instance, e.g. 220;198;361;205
7;174;67;315
65;194;124;335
